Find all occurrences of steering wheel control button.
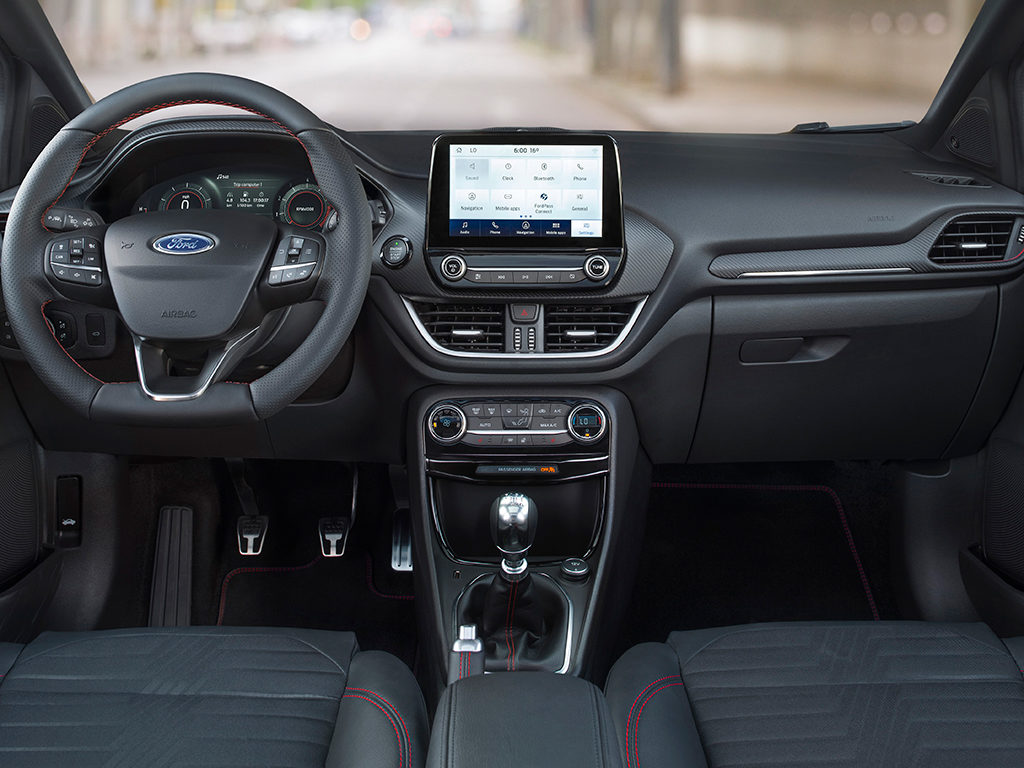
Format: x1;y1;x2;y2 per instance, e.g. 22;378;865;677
584;254;610;281
568;404;607;443
560;557;590;582
440;254;467;281
46;311;77;347
49;241;70;263
428;404;467;445
1;314;18;349
381;236;413;268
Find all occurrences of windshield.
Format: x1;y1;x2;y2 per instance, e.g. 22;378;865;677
41;0;982;133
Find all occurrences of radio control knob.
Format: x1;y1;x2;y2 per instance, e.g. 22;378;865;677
440;254;467;281
428;404;467;444
567;404;607;443
584;254;610;281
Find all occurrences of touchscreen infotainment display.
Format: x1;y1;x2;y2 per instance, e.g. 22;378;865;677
448;143;603;239
426;133;622;250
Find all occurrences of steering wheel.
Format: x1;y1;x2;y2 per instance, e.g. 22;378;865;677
1;74;371;427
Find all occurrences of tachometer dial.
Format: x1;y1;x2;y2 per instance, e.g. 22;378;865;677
159;182;212;211
278;183;328;228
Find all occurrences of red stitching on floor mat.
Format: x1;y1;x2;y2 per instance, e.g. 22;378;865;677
215;556;322;625
651;482;880;621
364;554;414;601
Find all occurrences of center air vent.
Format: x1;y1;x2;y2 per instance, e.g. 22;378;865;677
928;215;1020;265
544;304;635;353
413;303;504;352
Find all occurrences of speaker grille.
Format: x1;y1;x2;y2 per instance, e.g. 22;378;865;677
947;106;995;167
27;101;67;160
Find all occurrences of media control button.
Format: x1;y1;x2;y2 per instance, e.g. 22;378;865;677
440;254;467;281
584;254;610;281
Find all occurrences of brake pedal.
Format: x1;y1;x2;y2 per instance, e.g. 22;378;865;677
237;515;268;556
319;517;350;558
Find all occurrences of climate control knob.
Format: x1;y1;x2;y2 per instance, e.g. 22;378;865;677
428;404;467;445
567;404;607;443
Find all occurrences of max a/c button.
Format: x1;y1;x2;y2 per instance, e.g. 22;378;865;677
510;304;539;323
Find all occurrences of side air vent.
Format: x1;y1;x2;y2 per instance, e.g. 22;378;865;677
413;303;504;352
544;304;635;353
911;172;988;188
928;215;1019;265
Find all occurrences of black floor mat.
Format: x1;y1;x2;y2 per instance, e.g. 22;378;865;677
216;552;415;666
618;472;891;653
194;461;417;669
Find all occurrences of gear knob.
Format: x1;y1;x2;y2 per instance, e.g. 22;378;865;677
491;493;537;580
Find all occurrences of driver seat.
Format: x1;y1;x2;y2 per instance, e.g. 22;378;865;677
0;626;427;768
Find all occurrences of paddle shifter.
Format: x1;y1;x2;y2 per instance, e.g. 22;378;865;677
491;493;537;582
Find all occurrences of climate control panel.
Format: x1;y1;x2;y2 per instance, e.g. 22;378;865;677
427;399;608;450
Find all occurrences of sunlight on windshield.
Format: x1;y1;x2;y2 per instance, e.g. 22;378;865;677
41;0;983;133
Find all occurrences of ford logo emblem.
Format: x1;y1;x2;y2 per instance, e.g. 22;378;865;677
152;233;216;255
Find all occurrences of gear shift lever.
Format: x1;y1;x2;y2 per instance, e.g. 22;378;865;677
491;493;537;581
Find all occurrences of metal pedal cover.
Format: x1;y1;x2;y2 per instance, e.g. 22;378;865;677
391;508;413;572
319;517;350;558
237;515;268;556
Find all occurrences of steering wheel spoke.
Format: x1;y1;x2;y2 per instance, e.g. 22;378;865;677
132;327;261;402
45;224;118;308
257;225;327;310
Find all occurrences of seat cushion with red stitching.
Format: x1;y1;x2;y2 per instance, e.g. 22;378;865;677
0;626;427;768
605;622;1024;768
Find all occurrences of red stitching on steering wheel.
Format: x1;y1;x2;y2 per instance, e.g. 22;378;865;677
41;99;311;231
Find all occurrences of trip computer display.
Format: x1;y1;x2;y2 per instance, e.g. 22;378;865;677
427;133;623;250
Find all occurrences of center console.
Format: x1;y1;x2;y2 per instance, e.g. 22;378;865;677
407;386;650;695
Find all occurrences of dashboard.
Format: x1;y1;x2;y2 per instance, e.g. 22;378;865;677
2;117;1024;469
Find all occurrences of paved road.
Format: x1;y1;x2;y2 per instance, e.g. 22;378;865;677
78;33;646;132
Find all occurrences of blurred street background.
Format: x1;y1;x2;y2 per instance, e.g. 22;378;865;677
40;0;985;132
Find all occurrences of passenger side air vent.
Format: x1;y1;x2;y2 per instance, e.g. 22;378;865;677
911;172;989;188
928;215;1020;264
413;303;504;352
544;304;635;353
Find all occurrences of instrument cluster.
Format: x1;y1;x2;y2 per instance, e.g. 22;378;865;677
133;167;333;230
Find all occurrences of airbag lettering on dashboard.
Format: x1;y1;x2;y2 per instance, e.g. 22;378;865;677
476;465;560;476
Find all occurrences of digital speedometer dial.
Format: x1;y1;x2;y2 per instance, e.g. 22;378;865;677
278;183;327;228
159;182;212;211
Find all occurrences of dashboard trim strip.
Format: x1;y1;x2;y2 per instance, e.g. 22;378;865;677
401;296;647;359
736;267;914;278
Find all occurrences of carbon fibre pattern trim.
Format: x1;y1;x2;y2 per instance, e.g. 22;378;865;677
710;208;1024;278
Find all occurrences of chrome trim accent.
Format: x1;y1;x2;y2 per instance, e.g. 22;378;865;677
427;403;468;445
736;267;914;278
439;254;467;281
452;572;574;674
402;296;648;359
467;429;566;436
50;262;102;272
269;261;316;273
467;265;585;272
132;327;259;402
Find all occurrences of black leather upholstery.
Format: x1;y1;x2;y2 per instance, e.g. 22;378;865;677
0;627;427;768
606;622;1024;768
428;672;622;768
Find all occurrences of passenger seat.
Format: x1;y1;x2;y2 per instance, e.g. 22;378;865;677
605;621;1024;767
0;626;428;768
